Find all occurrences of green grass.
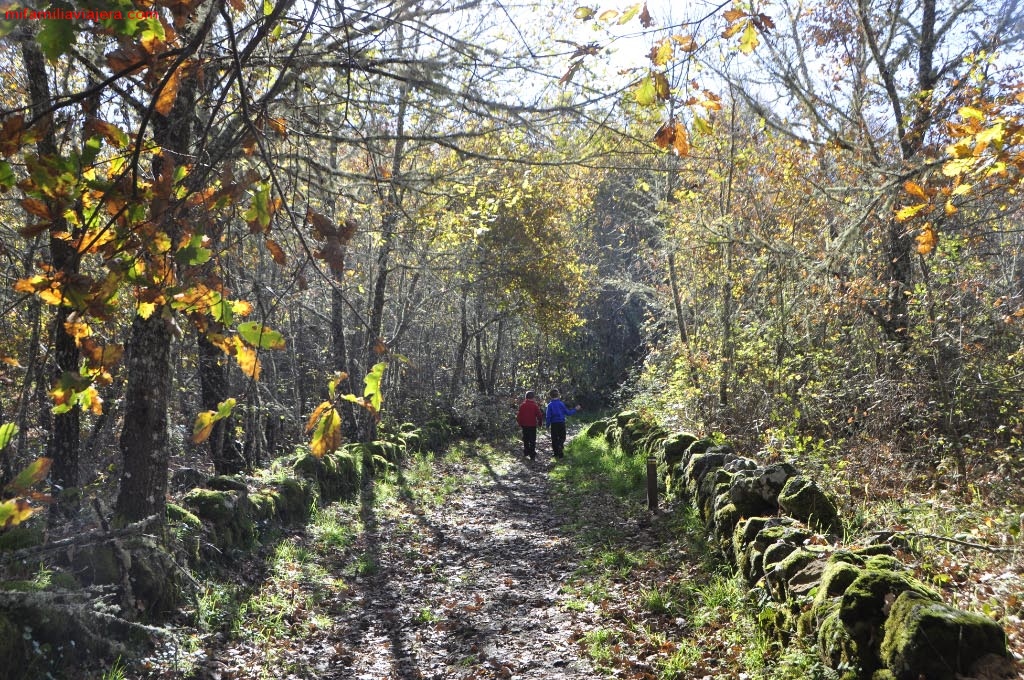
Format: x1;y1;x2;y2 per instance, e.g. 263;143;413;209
548;430;831;679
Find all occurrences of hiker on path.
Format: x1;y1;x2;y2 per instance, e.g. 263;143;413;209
545;388;581;459
516;390;545;460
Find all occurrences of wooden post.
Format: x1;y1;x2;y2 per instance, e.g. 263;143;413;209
647;456;658;512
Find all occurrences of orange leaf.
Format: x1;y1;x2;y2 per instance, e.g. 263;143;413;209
672;34;697;52
192;410;217;443
154;67;181;116
904;180;927;200
21;198;51;221
306;400;332;433
266;238;287;265
916;225;937;255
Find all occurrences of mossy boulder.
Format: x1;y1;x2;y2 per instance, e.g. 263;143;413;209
614;410;639;428
181;488;255;549
879;591;1009;680
746;523;812;584
684;451;729;502
584;419;609;438
206;475;249;493
662;432;698;468
293;449;362;503
818;600;862;678
778;475;842;535
764;546;827;602
166;502;202;562
837;567;941;673
729;469;782;517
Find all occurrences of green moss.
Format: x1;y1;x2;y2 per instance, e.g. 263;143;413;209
713;501;741;542
275;477;313;522
0;523;44;553
880;591;1008;680
584;419;609;438
837;567;940;673
818;602;861;676
183;489;236;523
663;432;698;467
249;491;278;521
812;557;864;618
614;410;639;428
166;502;201;530
777;475;842;535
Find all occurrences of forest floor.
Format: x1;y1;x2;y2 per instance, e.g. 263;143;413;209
135;429;717;680
124;429;1024;680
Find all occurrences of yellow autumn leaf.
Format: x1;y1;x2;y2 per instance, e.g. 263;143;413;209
232;338;262;380
958;106;985;122
942;157;976;177
944;200;958;216
951;182;973;197
650;38;673;66
598;9;618;21
895;203;927;222
64;318;92;343
192;410;217;443
137;301;157;319
154;67;181;116
739;22;759;54
672;34;697;52
976;121;1005;145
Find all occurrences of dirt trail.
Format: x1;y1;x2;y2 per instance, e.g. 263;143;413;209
324;443;594;680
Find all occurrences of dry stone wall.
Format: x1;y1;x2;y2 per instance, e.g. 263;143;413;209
592;412;1016;680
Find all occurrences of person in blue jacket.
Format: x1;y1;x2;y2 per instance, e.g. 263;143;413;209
545;388;581;459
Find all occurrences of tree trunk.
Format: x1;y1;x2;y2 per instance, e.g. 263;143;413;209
114;314;173;523
21;35;82;518
114;19;199;522
198;333;243;475
448;290;471;407
667;251;689;345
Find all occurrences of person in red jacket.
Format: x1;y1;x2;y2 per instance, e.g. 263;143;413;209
516;390;545;460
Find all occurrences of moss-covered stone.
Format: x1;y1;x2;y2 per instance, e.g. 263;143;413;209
662;432;697;468
747;524;812;584
166;502;203;562
837;567;940;673
182;488;255;549
765;547;826;602
777;475;842;535
818;600;862;677
206;475;249;493
615;410;639;428
584;419;609;438
684;451;728;502
734;517;771;580
274;477;314;522
880;591;1008;680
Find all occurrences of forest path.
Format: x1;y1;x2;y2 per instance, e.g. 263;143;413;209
171;435;609;680
322;440;597;680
